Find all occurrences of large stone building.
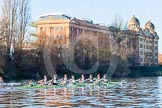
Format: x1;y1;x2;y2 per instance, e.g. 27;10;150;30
31;13;111;48
159;53;162;65
127;15;159;66
31;13;159;66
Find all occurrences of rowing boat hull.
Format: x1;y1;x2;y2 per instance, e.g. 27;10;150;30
0;83;22;86
18;81;122;89
21;85;61;89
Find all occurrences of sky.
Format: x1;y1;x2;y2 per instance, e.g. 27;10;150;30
0;0;162;53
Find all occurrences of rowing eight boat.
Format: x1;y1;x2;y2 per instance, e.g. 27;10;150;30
19;81;123;89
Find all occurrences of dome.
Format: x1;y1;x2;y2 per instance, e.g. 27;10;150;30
145;20;155;30
128;15;140;31
128;15;140;26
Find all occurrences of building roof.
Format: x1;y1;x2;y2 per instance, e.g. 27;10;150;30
70;18;109;32
128;15;140;26
144;20;155;30
38;13;71;20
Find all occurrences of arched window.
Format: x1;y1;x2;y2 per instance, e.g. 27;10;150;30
40;27;43;32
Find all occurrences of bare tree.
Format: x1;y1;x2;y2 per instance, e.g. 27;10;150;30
0;0;18;56
0;0;30;56
110;14;130;77
0;0;31;77
17;0;31;51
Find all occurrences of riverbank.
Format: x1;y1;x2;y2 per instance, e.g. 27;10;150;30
2;65;162;81
128;66;162;77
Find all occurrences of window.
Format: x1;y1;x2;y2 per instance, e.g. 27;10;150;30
57;27;60;31
70;27;74;31
146;40;148;44
40;27;46;32
57;44;60;48
140;44;143;48
52;27;55;31
140;58;143;62
155;46;158;50
150;46;152;50
57;35;59;39
58;35;61;39
62;44;65;48
55;27;58;31
50;27;54;32
155;59;157;63
140;38;143;42
155;41;158;44
59;35;63;39
60;27;64;30
61;35;65;39
58;53;61;58
79;28;83;33
130;24;136;29
130;25;133;29
140;51;143;55
155;53;158;56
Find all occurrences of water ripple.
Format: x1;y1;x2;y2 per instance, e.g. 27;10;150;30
1;77;162;107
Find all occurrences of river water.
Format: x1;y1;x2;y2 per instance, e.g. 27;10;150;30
0;77;162;108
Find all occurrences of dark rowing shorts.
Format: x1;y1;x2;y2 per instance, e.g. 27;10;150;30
53;83;58;85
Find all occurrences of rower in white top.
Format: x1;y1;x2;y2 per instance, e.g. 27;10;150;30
49;74;59;85
101;74;108;83
87;74;93;84
0;76;3;84
71;75;76;84
94;74;101;84
37;75;48;85
60;74;68;85
79;74;85;84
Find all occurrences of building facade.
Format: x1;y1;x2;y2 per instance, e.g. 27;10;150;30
127;15;159;66
159;53;162;65
31;13;159;66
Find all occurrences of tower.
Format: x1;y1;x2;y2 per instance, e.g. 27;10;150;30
128;15;140;31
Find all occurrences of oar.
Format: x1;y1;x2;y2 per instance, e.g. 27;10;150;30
37;79;44;84
47;79;52;83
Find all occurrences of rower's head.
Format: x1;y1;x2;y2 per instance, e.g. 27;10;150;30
64;74;67;79
44;75;47;78
89;74;92;79
53;74;57;79
81;74;84;80
44;75;47;81
97;74;100;79
103;74;107;78
72;75;75;80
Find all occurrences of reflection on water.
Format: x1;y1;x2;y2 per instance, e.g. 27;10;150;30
1;77;162;107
